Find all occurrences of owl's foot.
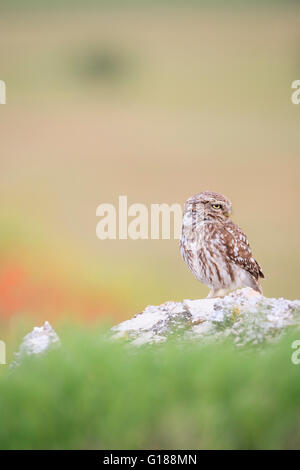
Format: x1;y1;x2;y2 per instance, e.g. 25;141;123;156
207;288;228;299
246;277;263;295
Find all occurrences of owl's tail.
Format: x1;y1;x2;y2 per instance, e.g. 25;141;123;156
256;260;265;279
252;279;263;295
247;272;263;295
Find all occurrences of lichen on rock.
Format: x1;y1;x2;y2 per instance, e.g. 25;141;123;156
111;288;300;347
11;289;300;365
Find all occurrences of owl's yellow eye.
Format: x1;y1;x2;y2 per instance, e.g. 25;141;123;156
212;204;221;210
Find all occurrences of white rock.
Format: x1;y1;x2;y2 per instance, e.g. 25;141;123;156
111;288;300;347
183;298;216;321
12;321;60;367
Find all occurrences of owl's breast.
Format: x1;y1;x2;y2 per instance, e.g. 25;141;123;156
180;228;209;283
180;224;230;288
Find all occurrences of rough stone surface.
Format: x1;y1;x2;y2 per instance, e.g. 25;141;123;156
12;289;300;362
12;321;60;367
111;288;300;347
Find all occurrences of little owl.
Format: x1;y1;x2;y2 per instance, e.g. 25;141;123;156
180;191;264;298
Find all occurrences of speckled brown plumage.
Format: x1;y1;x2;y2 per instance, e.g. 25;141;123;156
180;191;264;298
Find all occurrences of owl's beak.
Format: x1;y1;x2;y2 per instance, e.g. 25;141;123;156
224;210;231;218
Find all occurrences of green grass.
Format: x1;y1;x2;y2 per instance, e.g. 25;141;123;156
1;326;300;449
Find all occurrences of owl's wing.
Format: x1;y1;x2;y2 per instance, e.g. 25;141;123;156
221;221;264;280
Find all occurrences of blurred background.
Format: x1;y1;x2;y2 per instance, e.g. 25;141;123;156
0;0;300;355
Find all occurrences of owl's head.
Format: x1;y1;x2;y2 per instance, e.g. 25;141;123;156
184;191;232;223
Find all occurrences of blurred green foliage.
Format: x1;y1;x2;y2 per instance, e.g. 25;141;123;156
1;327;300;449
